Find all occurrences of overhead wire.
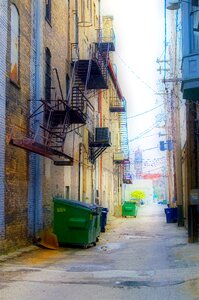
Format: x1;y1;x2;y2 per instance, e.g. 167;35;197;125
127;103;164;119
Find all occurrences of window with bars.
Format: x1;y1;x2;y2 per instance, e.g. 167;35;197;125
45;48;51;102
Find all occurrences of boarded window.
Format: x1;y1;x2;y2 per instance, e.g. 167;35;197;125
10;4;19;84
45;48;51;102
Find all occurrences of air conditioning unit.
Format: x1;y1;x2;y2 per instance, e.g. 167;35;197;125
114;151;124;162
95;127;110;143
166;0;180;10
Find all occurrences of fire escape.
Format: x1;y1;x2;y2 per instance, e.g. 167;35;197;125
9;28;115;166
85;29;115;163
108;62;132;184
119;104;132;184
10;47;94;166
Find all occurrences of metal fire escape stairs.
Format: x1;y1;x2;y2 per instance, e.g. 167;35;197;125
10;46;94;166
86;32;115;163
108;62;132;184
119;102;132;184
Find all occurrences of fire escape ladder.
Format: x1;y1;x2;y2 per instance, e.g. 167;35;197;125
118;105;132;184
10;56;81;165
84;48;93;94
96;41;110;86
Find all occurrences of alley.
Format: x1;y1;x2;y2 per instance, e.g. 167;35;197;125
1;204;199;300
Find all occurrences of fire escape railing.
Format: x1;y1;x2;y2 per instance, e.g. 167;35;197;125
10;44;95;165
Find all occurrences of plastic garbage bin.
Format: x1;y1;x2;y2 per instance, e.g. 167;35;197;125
164;207;177;223
122;201;138;217
53;198;97;247
101;208;109;232
94;205;103;239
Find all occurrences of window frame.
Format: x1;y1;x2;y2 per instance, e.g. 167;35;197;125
45;0;52;25
10;3;20;86
191;1;199;52
45;47;52;102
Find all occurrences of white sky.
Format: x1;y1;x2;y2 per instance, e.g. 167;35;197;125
101;0;166;174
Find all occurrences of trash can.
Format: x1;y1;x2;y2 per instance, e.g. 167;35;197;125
94;205;103;239
122;201;138;217
164;207;177;223
101;208;109;232
53;198;97;247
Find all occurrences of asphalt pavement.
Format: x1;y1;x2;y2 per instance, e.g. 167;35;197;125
1;204;199;300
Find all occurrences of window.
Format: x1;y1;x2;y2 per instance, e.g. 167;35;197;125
65;186;70;199
10;4;19;84
45;48;51;102
93;3;96;27
191;1;199;51
45;0;51;24
192;0;199;6
81;0;85;22
66;74;70;99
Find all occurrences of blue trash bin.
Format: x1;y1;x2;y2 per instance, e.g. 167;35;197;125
101;208;109;232
164;207;177;223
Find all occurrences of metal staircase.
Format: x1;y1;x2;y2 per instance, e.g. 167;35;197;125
119;103;132;184
10;32;115;165
71;43;109;90
70;33;115;163
10;47;94;165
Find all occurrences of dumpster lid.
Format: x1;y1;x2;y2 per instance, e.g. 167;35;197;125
53;198;96;211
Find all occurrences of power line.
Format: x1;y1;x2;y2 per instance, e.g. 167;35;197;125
115;51;158;94
129;122;159;142
127;103;164;119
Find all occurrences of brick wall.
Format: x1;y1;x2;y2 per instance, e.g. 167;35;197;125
0;0;8;241
42;0;70;227
4;0;32;251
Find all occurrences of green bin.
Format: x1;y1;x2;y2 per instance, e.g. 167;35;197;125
122;201;138;217
53;198;97;247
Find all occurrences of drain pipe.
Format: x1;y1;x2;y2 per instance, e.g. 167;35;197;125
29;0;43;237
78;143;82;201
75;0;78;45
78;143;88;201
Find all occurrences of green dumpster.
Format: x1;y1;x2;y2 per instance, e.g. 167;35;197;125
122;201;138;217
53;198;97;247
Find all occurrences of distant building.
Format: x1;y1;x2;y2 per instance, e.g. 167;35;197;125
134;148;143;179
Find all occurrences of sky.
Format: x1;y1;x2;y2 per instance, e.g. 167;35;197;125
101;0;167;174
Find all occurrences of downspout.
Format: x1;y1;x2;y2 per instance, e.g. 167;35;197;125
78;143;82;201
78;143;88;201
98;0;103;206
68;0;70;61
31;0;43;236
75;0;78;45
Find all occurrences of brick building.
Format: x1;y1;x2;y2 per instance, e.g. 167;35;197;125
0;0;131;254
